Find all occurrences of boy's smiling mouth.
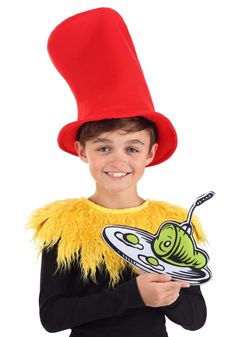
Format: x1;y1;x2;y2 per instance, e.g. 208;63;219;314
104;171;132;177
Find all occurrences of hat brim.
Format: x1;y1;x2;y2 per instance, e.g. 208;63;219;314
57;110;177;166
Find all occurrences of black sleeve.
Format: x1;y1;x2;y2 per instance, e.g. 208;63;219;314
39;244;145;333
161;285;207;331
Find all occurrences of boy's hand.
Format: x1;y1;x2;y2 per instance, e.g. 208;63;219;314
136;273;190;307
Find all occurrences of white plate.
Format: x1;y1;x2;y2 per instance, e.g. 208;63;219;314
102;225;212;285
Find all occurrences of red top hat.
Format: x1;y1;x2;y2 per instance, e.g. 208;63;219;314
47;7;177;166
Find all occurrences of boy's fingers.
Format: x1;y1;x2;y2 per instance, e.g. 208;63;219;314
138;272;191;288
170;281;190;289
150;276;190;289
178;281;190;288
135;268;145;275
146;273;172;282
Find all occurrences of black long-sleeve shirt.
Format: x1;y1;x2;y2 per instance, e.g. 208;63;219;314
39;243;207;337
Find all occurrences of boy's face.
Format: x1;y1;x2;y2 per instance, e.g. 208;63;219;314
74;129;158;194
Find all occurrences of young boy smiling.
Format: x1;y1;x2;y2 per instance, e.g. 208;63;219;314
28;8;207;337
75;118;158;209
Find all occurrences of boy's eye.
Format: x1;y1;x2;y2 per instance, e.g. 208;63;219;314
97;146;139;153
127;147;139;153
98;146;110;152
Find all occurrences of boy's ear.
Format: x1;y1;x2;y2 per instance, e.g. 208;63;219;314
145;143;158;166
74;141;88;163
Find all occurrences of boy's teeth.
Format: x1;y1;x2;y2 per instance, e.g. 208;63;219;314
107;172;128;177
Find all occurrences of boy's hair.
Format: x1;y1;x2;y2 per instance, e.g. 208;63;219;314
76;117;158;152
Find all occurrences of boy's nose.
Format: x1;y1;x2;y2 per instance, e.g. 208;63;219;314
108;159;128;169
107;152;130;170
109;150;127;162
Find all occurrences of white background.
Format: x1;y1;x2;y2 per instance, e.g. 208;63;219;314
1;0;235;336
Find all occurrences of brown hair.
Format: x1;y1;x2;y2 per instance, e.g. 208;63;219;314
76;117;158;152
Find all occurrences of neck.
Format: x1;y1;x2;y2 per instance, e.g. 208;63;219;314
88;188;145;209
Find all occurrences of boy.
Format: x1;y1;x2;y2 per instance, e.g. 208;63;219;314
28;8;207;337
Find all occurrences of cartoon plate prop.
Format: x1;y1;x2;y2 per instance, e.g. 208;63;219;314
102;191;214;285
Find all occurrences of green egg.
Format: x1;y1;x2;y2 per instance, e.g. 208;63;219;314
124;233;139;245
146;256;159;266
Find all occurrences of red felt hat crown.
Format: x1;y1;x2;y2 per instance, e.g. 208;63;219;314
47;7;177;166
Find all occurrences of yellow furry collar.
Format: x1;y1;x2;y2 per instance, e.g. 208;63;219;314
27;198;206;286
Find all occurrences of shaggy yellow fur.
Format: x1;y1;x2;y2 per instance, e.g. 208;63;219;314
27;198;206;286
